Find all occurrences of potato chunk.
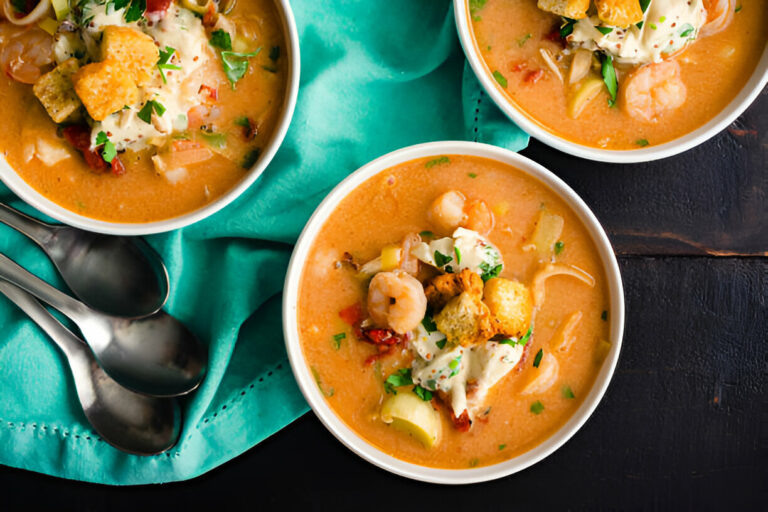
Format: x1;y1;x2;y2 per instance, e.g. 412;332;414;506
381;391;441;448
101;26;159;86
32;58;82;123
435;291;495;347
72;60;139;121
595;0;644;27
483;278;533;340
537;0;589;19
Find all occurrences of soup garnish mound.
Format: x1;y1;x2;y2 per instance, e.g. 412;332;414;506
0;0;286;222
469;0;766;149
298;155;612;468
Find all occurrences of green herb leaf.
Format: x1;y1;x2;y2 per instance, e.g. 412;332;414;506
498;444;506;450
434;250;453;267
469;458;479;467
469;0;488;20
554;241;565;254
96;131;116;163
385;368;413;393
10;0;25;13
269;45;280;61
311;366;334;397
210;29;232;51
157;46;182;84
436;337;447;350
220;49;261;89
601;310;608;321
422;314;437;333
332;332;345;350
533;348;543;368
493;70;508;88
425;155;450;168
479;262;503;282
601;53;618;107
639;0;651;12
678;23;695;37
734;4;742;12
530;400;544;414
596;26;614;35
200;132;227;148
649;22;657;29
659;15;666;22
124;0;145;22
449;355;462;377
235;116;251;128
560;17;576;38
468;172;478;178
454;246;462;265
518;33;532;47
562;385;575;399
242;148;260;168
137;100;165;124
635;138;650;147
518;325;532;346
110;0;131;11
636;21;644;29
413;385;433;401
444;265;454;274
419;230;434;238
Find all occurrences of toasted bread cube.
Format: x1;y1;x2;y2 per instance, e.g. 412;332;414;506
72;60;139;121
483;278;533;340
101;25;159;86
435;292;495;347
32;58;82;123
595;0;644;27
424;269;484;312
537;0;589;19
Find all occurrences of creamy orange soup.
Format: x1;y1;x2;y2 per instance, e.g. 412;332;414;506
298;155;612;469
0;0;286;222
468;0;767;149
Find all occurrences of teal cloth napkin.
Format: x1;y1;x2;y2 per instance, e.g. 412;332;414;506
0;0;528;485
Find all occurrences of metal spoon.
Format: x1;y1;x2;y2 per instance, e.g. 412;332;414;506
0;252;206;397
0;203;169;318
0;281;181;455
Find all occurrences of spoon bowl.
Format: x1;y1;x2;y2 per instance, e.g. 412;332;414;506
0;281;181;455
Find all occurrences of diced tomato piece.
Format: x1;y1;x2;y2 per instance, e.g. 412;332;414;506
450;409;472;433
339;303;363;326
146;0;172;14
544;30;566;47
62;125;108;171
111;156;126;176
198;84;218;102
202;2;217;26
524;69;544;84
363;328;400;345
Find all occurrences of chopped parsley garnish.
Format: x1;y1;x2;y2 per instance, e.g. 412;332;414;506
498;444;506;450
444;265;454;273
468;172;477;178
517;33;532;47
421;314;437;333
533;348;544;368
110;0;131;11
492;70;508;88
210;30;233;51
554;241;565;254
678;23;695;37
262;65;278;73
659;15;666;22
10;0;26;13
331;332;345;350
479;262;503;282
649;22;657;29
157;47;181;84
434;250;453;267
242;148;260;168
530;400;544;415
600;53;618;107
601;310;608;321
269;45;280;61
413;385;433;401
124;0;145;22
419;230;434;238
311;366;334;397
384;368;413;394
639;0;651;12
425;155;450;168
220;49;261;89
596;26;614;35
635;138;650;147
469;458;479;467
560;17;576;38
734;4;742;11
95;131;116;163
449;355;462;377
200;132;227;148
235;116;252;128
469;0;487;21
454;246;462;265
436;337;447;350
137;100;166;124
562;385;575;399
518;326;532;346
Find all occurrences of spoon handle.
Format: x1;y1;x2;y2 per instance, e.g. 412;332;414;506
0;203;53;246
0;252;89;321
0;281;86;363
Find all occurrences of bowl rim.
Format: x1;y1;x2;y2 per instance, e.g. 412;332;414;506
282;141;626;484
453;0;768;163
0;0;301;235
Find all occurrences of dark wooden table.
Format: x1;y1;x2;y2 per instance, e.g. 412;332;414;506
2;92;765;510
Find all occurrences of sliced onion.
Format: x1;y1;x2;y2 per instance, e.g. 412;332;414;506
532;263;595;308
3;0;52;26
539;48;563;83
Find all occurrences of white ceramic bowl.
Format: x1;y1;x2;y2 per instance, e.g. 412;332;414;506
0;0;300;235
283;141;625;484
454;0;768;163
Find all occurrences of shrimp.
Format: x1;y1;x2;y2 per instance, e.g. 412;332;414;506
701;0;734;37
428;191;495;236
0;27;54;84
621;60;687;123
367;270;427;334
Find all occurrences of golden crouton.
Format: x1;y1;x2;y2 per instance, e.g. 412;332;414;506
483;278;533;340
33;58;82;123
72;60;139;121
435;292;495;347
100;26;159;86
424;269;484;312
537;0;589;19
595;0;644;27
